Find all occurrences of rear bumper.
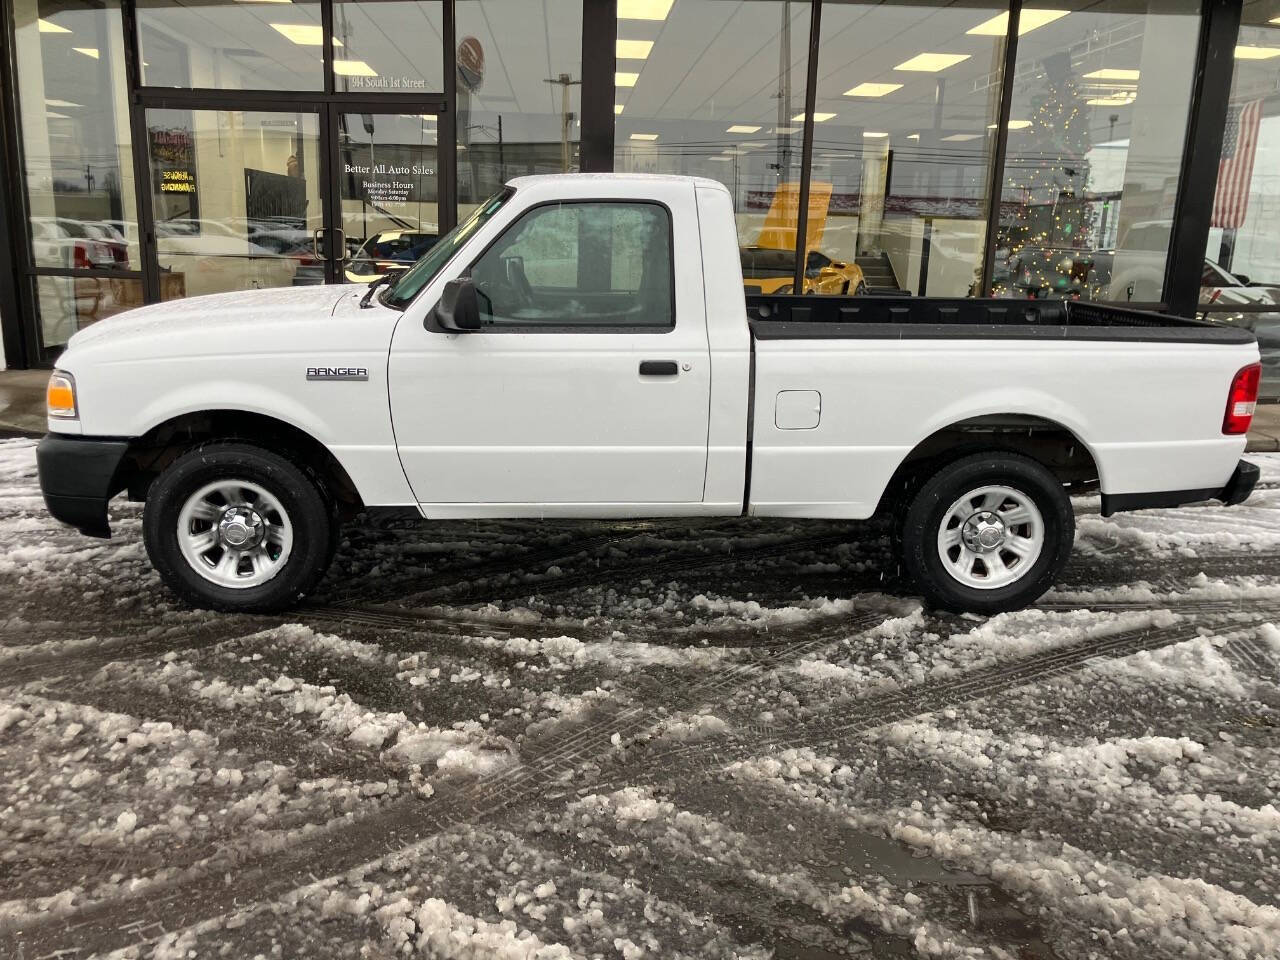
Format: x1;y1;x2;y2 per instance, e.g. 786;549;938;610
36;434;130;538
1100;459;1259;516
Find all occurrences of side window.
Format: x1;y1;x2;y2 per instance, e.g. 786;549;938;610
470;202;673;329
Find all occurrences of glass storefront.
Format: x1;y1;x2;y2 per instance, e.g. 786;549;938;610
14;0;142;350
138;0;328;90
611;0;810;294
811;1;1006;297
1197;0;1280;398
992;0;1200;304
0;0;1267;366
455;0;583;214
146;108;324;299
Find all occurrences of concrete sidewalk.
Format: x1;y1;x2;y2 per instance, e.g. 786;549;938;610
3;367;1280;451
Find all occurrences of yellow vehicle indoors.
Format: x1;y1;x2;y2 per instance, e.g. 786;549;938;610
740;247;866;295
740;181;865;295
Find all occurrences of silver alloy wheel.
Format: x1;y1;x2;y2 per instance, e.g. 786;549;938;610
176;479;293;589
936;484;1044;590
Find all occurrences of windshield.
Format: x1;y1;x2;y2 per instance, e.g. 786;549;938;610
381;188;513;309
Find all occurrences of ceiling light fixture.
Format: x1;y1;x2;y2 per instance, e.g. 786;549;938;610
73;47;99;59
1235;45;1280;59
843;82;903;97
1082;68;1139;80
895;53;970;72
907;133;920;140
618;0;674;21
45;99;81;108
1086;94;1136;106
616;39;654;59
614;104;625;115
630;133;659;141
726;124;762;133
269;24;341;46
333;59;376;76
987;119;1032;130
940;133;980;141
616;71;639;87
792;112;836;122
38;18;71;32
863;131;889;138
772;125;798;134
968;10;1069;36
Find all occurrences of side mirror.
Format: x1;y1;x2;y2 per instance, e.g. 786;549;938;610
1235;273;1251;286
428;276;482;332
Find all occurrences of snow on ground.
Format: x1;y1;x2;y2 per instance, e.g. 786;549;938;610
1;437;1278;959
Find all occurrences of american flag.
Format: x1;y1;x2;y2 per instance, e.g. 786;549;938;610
1211;99;1263;230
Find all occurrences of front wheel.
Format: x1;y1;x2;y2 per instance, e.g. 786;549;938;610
899;452;1073;614
143;443;337;612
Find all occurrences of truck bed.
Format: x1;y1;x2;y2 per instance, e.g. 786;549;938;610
746;295;1257;345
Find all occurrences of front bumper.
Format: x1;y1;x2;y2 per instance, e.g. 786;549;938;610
36;434;130;538
1100;458;1260;516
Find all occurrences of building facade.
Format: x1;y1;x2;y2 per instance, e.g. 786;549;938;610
1;0;1277;383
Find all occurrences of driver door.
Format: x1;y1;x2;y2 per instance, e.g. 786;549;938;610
389;197;712;508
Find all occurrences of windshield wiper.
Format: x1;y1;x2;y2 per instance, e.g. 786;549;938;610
360;272;397;309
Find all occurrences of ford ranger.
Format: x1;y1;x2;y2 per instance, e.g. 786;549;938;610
36;174;1261;614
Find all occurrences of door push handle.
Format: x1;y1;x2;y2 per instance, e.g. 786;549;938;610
639;360;679;377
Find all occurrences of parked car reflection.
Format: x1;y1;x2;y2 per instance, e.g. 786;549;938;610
345;230;439;283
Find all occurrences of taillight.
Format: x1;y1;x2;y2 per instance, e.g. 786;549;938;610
72;243;90;269
1223;363;1261;435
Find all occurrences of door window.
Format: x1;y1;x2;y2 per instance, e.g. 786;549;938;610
470;202;674;329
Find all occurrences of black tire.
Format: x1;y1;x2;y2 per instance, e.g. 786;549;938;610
899;452;1073;614
143;442;337;612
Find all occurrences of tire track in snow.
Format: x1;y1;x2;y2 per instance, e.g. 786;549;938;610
5;610;1241;958
580;619;1259;798
3;606;894;958
1;601;582;686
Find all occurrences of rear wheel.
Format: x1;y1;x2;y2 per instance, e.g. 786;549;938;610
899;452;1073;614
143;443;336;612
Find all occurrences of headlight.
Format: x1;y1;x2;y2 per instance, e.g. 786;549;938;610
47;371;78;419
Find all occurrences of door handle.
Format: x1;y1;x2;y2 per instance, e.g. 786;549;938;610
639;360;679;377
312;227;324;258
335;227;348;261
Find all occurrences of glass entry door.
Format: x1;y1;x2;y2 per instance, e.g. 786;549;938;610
143;108;327;298
330;108;441;285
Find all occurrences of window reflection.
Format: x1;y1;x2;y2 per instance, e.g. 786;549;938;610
813;2;1006;297
1202;0;1280;297
993;0;1200;303
455;0;583;215
146;109;324;299
331;2;443;93
611;0;810;296
13;0;141;350
138;0;325;90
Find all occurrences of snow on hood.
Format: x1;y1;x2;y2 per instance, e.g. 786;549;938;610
68;284;361;350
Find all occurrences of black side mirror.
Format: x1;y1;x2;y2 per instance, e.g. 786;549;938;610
1235;274;1251;286
428;276;482;332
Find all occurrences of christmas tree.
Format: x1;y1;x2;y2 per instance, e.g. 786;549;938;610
995;50;1095;299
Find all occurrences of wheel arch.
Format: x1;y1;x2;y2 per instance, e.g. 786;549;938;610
120;409;365;517
875;412;1102;517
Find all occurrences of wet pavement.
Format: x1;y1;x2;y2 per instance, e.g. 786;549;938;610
1;438;1278;959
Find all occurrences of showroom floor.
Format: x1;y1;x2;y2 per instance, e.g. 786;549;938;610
0;437;1277;959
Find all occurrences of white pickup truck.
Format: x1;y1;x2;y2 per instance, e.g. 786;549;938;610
37;174;1261;614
